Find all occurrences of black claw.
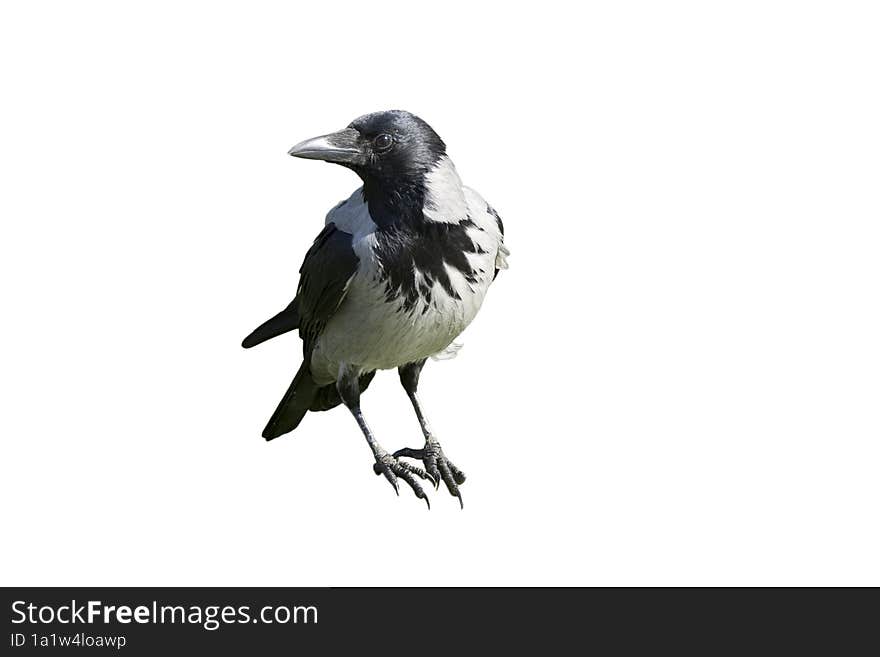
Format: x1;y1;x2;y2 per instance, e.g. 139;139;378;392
456;491;464;510
437;460;460;500
384;467;400;495
373;455;401;495
428;466;441;489
447;461;466;485
396;467;429;503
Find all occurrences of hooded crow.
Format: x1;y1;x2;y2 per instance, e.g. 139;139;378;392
243;110;508;507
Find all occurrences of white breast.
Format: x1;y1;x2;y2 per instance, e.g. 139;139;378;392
309;181;507;385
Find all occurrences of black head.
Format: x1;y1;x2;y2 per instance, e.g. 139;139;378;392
288;110;446;185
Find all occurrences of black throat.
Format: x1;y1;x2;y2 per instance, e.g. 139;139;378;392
359;172;429;230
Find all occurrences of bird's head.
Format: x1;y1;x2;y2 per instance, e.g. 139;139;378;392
288;110;446;185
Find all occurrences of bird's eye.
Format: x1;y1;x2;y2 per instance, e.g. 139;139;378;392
373;133;393;151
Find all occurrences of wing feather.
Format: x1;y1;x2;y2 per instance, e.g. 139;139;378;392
296;222;359;356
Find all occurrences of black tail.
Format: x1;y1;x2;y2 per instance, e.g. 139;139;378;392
262;362;320;440
242;300;300;349
262;367;377;440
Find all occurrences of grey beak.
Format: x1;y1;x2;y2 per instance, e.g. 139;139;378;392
288;127;363;165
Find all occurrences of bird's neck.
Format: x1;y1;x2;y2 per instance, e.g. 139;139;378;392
361;156;468;231
361;175;427;229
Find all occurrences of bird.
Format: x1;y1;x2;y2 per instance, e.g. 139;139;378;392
242;110;508;508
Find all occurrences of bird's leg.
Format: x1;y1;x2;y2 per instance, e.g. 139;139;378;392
336;364;431;507
393;360;466;508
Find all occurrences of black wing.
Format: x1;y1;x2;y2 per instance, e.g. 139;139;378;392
487;204;506;280
295;222;359;356
241;298;300;348
260;222;359;440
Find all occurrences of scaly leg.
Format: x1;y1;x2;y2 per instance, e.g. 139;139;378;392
392;359;466;508
337;364;431;508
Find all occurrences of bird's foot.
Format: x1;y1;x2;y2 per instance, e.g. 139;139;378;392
393;439;465;508
371;452;433;508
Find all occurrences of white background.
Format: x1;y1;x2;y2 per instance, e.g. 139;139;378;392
1;1;878;586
